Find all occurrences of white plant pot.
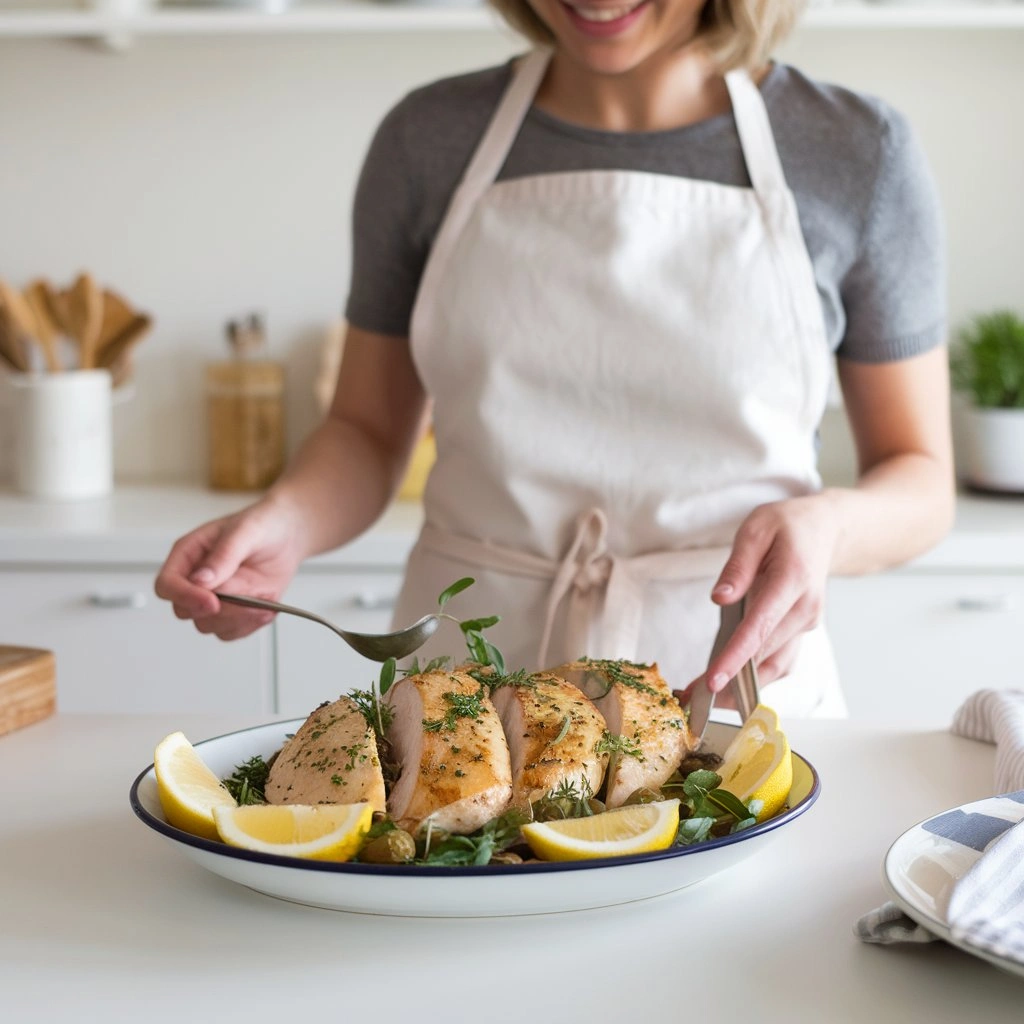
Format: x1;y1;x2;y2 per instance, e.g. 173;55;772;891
961;406;1024;494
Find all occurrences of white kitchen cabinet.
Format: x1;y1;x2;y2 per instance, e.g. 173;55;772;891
826;570;1024;729
273;570;406;717
0;567;271;713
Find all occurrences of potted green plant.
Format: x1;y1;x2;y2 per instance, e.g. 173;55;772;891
951;310;1024;493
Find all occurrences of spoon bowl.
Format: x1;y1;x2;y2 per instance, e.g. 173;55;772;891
215;592;440;662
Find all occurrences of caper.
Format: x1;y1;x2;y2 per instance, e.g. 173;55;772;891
489;851;523;866
359;829;416;864
623;787;663;806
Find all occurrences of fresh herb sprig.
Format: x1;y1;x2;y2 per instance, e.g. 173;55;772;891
222;755;270;805
533;777;595;821
417;807;531;866
350;657;397;741
669;769;761;845
434;577;507;674
422;685;488;733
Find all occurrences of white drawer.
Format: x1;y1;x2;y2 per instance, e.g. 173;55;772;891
826;571;1024;728
0;568;271;713
275;570;405;717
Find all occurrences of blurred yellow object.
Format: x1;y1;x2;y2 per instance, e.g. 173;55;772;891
399;430;436;500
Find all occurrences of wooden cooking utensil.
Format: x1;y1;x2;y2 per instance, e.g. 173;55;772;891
97;288;136;355
0;279;39;371
0;302;31;372
64;272;104;370
97;313;152;387
23;280;63;372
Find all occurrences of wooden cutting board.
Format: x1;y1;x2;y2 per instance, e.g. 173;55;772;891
0;646;56;737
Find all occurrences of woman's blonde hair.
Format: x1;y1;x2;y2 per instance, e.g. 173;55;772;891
488;0;807;71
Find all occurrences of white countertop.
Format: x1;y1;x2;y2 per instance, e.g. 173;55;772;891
0;483;1021;569
1;714;1020;1022
0;484;423;567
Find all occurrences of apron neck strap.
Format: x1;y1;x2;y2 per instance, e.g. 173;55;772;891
458;48;552;198
725;69;789;196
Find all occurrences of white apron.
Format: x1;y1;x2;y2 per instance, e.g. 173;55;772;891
392;49;847;719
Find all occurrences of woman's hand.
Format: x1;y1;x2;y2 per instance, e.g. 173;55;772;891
675;492;843;708
154;496;307;641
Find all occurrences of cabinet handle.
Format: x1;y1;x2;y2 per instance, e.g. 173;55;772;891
350;593;396;612
955;594;1013;613
88;592;148;610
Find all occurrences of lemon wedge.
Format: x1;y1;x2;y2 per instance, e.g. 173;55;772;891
154;731;236;841
716;704;792;822
213;803;373;861
521;799;680;861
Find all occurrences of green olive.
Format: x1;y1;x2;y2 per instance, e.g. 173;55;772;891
489;851;523;865
587;798;606;815
623;787;663;806
359;830;416;864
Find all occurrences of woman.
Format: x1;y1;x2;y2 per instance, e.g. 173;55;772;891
156;0;954;716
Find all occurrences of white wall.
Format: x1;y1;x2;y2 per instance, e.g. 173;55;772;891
1;24;1021;486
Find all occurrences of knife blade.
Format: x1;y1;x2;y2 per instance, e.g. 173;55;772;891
687;595;760;741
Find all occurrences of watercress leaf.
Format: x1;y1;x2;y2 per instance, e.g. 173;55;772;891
458;616;500;633
466;630;489;665
707;788;752;822
379;657;397;696
482;639;506;675
730;815;758;834
438;577;475;609
676;816;715;846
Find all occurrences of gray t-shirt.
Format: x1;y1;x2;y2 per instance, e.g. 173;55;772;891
346;60;946;362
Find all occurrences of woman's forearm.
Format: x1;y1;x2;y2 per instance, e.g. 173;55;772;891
262;412;409;563
825;450;956;577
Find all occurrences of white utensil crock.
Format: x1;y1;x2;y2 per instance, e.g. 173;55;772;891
9;370;113;501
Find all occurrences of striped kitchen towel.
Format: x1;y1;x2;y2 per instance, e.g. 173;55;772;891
952;689;1024;794
856;689;1024;949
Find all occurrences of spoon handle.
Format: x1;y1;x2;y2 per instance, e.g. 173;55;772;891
215;592;350;640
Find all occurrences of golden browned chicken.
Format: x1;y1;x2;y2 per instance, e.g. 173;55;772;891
490;671;608;806
551;659;695;807
265;695;386;813
385;669;512;835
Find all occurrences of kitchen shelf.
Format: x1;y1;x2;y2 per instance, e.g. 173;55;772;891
2;2;1024;38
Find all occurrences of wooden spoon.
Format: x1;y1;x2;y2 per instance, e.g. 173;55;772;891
0;305;30;372
0;283;35;372
97;288;136;355
23;280;63;372
97;313;152;388
64;273;104;370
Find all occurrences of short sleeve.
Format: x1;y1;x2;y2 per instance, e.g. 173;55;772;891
344;100;429;338
837;110;947;363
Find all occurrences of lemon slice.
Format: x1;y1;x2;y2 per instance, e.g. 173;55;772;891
522;799;680;861
213;803;373;862
717;704;792;822
154;731;236;841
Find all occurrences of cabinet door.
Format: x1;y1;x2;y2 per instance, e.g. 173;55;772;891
275;571;405;717
0;569;271;713
826;572;1024;729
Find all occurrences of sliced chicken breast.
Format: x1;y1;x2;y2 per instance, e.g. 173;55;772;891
490;671;608;806
265;695;386;813
552;659;695;807
385;670;512;835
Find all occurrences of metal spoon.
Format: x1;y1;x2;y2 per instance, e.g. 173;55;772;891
215;592;440;662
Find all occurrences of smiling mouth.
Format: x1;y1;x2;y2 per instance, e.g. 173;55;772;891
561;0;648;22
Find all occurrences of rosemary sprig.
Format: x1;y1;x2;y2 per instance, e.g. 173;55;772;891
422;684;488;733
222;755;270;805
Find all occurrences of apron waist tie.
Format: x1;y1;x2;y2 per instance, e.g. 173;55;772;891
419;511;731;669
